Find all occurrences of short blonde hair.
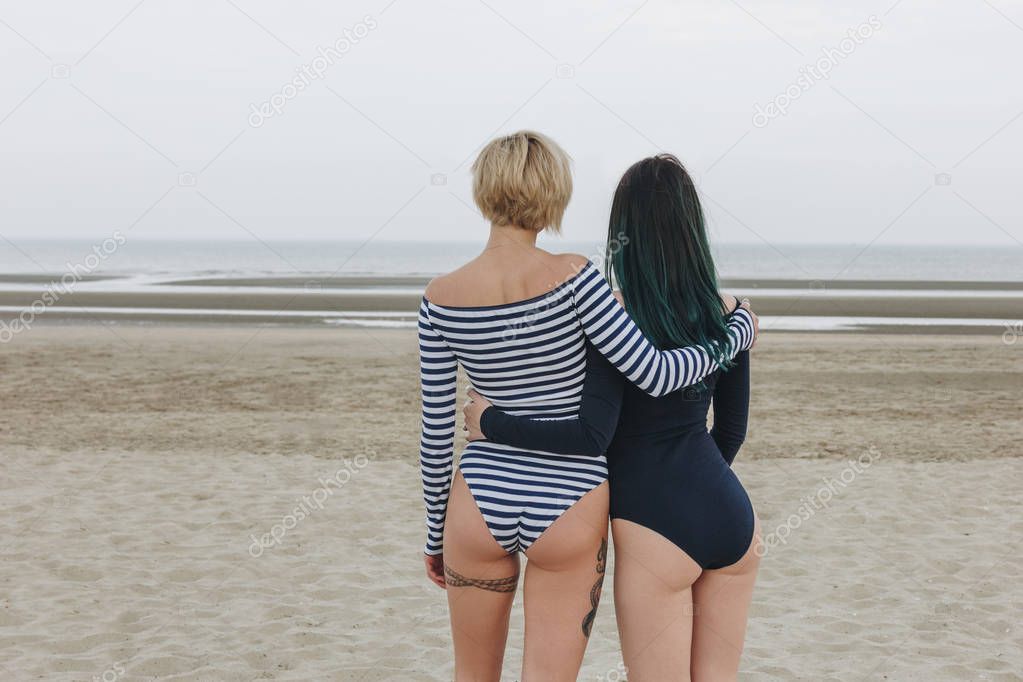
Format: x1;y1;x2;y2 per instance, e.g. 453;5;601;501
471;130;572;233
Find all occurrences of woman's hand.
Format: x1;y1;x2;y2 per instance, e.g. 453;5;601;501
462;388;492;441
424;554;446;589
739;298;759;347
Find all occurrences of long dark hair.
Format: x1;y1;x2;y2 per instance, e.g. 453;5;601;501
605;154;732;366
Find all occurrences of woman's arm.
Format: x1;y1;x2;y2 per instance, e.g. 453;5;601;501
465;343;624;457
418;299;458;557
710;350;750;465
571;261;756;397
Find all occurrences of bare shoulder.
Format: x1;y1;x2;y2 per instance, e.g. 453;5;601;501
551;252;594;281
423;276;445;302
423;268;465;303
424;258;493;304
554;252;592;269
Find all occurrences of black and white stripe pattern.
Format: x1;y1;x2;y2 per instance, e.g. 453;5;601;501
419;261;756;555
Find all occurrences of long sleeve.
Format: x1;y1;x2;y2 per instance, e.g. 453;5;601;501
571;263;756;396
480;343;623;457
418;299;458;556
711;350;750;465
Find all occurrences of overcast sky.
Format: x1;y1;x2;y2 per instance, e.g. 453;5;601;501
0;0;1021;246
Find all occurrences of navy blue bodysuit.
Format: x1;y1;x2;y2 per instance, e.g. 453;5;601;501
480;309;754;569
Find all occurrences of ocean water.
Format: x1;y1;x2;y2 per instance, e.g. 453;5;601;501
1;240;1019;332
1;239;1021;282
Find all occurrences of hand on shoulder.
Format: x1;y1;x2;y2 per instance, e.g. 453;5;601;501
719;292;739;314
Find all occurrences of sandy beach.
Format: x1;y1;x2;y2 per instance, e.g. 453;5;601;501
3;0;1022;676
1;325;1021;680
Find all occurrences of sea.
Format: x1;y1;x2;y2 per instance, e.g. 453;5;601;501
0;240;1020;333
1;239;1021;281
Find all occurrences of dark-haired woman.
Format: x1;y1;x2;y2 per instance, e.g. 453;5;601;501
464;154;761;680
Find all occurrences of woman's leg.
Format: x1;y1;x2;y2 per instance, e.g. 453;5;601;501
689;520;761;682
443;471;521;682
520;481;609;681
611;519;703;682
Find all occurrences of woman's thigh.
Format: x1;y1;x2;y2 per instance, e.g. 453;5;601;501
520;481;609;682
611;519;703;682
443;471;521;681
690;518;761;681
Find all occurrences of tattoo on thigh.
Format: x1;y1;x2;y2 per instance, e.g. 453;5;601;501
443;565;518;593
581;538;608;637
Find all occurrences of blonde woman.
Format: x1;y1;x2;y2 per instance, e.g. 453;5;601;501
417;131;757;680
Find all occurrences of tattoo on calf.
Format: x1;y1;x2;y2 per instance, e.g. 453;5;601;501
443;564;518;592
581;538;608;637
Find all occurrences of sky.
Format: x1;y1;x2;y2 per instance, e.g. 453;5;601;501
0;0;1021;246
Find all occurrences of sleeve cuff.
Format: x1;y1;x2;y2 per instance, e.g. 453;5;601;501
479;406;497;439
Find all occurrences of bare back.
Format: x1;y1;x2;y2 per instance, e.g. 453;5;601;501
424;246;587;308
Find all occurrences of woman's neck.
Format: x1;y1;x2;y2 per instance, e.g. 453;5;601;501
484;224;539;252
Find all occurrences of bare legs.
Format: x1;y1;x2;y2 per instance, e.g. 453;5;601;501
611;519;761;682
612;520;702;680
443;474;756;680
690;522;761;681
441;472;609;681
521;481;609;681
443;472;519;680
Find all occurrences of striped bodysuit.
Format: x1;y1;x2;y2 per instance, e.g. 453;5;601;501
418;261;756;555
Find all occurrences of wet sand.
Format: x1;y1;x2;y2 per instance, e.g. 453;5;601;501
1;277;1021;332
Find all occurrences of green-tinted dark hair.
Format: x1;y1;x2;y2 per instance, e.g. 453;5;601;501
605;154;732;367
